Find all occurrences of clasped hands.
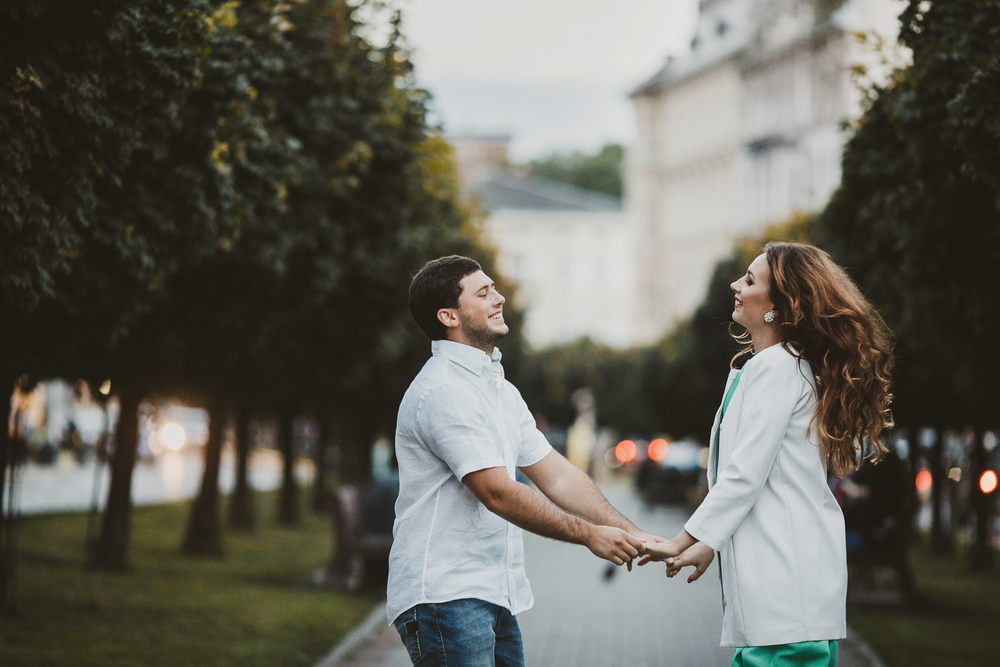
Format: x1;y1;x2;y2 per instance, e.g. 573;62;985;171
636;530;715;583
587;526;713;582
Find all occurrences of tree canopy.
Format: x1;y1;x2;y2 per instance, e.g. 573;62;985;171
526;143;625;198
813;0;1000;431
0;0;510;573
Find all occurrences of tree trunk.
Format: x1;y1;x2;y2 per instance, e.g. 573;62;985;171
277;410;299;526
1;374;17;615
312;413;332;513
229;402;255;531
182;398;227;556
929;428;952;554
90;383;141;571
970;429;993;571
340;419;373;484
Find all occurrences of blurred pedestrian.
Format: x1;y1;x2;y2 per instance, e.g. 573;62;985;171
641;242;894;667
388;255;658;667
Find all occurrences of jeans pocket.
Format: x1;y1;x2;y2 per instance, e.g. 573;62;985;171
397;618;421;663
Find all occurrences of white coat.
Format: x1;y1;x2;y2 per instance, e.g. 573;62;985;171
684;343;847;648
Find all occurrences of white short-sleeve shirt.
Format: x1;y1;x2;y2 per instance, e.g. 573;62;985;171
386;340;552;625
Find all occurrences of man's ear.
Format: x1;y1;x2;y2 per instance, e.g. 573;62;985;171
437;308;460;329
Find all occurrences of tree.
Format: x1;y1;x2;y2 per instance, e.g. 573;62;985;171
1;0;232;583
527;144;625;198
813;0;1000;566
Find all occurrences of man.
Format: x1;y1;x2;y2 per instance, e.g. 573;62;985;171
387;255;656;667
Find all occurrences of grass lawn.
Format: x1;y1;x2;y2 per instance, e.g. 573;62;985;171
1;493;377;667
848;540;1000;667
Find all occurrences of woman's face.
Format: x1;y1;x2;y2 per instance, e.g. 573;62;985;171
731;253;775;329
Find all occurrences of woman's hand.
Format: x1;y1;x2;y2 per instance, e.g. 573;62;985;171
665;542;715;583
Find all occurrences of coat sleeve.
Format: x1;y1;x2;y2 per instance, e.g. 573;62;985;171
684;351;804;551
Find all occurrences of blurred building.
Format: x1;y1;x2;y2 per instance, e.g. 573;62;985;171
627;0;905;342
451;136;639;349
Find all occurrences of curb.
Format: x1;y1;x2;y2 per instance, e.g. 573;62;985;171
314;601;387;667
844;627;887;667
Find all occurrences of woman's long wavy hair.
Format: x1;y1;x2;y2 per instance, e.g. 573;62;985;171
744;242;894;477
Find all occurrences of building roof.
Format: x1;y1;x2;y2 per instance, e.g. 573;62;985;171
633;0;756;97
465;170;622;213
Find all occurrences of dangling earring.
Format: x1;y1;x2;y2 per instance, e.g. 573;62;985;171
763;311;775;323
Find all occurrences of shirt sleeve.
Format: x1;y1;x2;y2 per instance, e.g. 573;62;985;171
684;351;805;551
415;384;506;481
511;385;552;468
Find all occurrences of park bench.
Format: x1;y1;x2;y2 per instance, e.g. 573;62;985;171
842;456;918;604
327;478;397;593
846;510;917;604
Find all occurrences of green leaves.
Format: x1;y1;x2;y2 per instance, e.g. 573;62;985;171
1;0;498;440
815;0;1000;428
527;144;625;199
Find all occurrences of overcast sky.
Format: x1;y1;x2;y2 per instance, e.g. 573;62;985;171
396;0;700;161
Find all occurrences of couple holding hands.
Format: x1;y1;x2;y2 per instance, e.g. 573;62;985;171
387;244;893;667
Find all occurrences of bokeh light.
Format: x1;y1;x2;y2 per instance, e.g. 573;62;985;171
915;468;932;493
614;440;637;464
161;423;186;451
980;470;998;494
647;438;669;462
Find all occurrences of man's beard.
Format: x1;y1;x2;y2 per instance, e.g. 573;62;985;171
460;317;507;352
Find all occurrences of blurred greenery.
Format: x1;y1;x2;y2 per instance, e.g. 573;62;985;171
812;0;1000;565
526;143;624;198
0;0;516;573
848;541;1000;667
813;0;1000;434
1;493;375;667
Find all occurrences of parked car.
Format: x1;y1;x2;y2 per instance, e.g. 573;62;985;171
635;440;707;505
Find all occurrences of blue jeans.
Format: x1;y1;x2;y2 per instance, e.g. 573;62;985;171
393;598;525;667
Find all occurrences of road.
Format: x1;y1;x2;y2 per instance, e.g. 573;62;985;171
339;481;732;667
12;448;314;515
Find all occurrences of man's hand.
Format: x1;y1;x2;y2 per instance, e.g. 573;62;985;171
585;525;643;568
665;542;715;583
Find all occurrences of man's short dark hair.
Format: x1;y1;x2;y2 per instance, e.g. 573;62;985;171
409;256;483;340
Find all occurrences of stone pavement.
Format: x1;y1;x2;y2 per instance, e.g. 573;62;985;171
320;482;884;667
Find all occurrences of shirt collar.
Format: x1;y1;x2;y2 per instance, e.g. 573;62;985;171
431;339;501;375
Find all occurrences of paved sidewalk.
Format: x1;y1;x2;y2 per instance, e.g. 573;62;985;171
321;482;884;667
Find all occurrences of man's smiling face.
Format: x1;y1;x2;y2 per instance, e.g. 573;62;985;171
454;270;508;352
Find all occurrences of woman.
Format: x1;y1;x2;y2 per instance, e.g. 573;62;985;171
642;242;893;667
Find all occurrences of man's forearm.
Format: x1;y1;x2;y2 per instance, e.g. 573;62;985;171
476;472;593;545
541;464;639;534
463;466;642;566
